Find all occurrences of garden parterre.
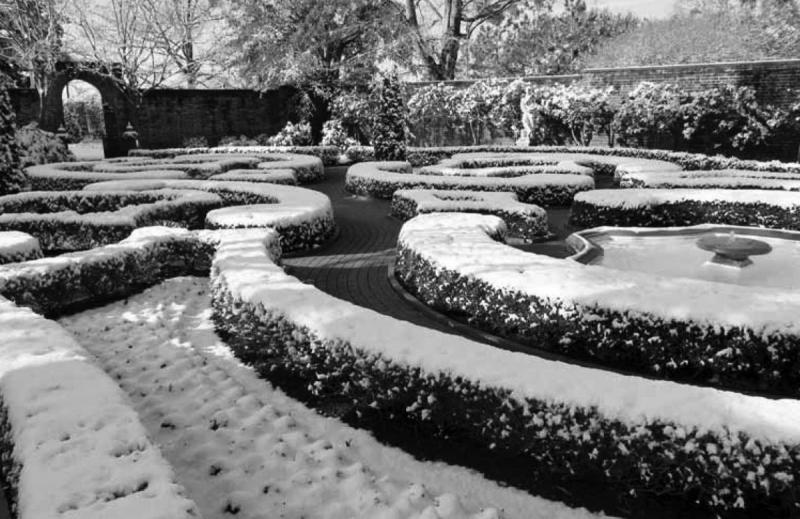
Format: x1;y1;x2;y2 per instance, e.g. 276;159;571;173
345;161;593;206
391;189;549;240
4;143;800;517
25;151;324;190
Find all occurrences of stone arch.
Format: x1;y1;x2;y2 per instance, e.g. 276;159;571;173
41;61;135;158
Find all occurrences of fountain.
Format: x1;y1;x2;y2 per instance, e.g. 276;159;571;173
696;231;772;268
567;224;800;290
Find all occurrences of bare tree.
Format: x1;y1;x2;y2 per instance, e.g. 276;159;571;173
141;0;224;88
67;0;171;100
403;0;540;80
0;0;68;118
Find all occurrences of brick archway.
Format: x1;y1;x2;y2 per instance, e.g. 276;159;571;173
41;61;136;158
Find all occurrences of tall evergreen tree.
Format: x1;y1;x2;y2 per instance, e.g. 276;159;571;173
0;88;28;195
370;74;407;161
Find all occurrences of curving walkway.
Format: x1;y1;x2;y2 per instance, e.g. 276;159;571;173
283;167;456;332
283;166;578;345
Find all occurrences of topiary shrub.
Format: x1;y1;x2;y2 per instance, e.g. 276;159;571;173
370;73;407;161
266;121;312;146
0;88;27;195
15;123;74;167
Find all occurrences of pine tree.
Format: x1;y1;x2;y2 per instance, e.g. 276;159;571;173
0;88;27;195
370;74;407;161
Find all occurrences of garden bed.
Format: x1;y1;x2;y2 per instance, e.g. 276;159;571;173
345;161;593;206
391;189;548;240
83;179;336;253
26;151;325;190
344;144;800;173
0;189;222;251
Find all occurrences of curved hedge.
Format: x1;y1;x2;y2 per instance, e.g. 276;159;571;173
83;179;335;253
396;212;800;397
345;161;593;206
131;145;341;167
344;144;800;173
0;189;222;251
391;189;548;240
209;220;800;517
0;232;41;265
571;189;800;230
621;169;800;191
26;151;324;190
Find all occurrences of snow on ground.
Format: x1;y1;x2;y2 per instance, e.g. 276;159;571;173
59;276;609;519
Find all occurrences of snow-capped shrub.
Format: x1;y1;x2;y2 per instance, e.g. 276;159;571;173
370;73;407;161
182;135;209;148
571;188;800;230
390;189;548;240
612;82;684;149
522;83;615;146
620;169;800;190
0;231;41;265
612;82;780;157
208;225;800;517
345;161;593;205
0;227;216;316
15;122;74;167
82;179;336;254
131;145;336;173
266;121;312;147
320;119;357;151
344;144;800;173
0;89;27;195
396;212;800;396
27;152;326;190
0;189;223;252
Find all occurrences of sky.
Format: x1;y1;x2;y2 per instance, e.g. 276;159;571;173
588;0;679;18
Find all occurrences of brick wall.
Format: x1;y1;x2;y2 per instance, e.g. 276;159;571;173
136;86;302;149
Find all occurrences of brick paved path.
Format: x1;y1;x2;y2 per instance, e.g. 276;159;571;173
282;166;577;344
283;167;458;333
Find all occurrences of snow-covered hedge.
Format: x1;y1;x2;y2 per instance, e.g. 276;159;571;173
417;152;673;179
621;169;800;191
207;168;297;185
396;212;800;397
0;227;217;316
26;152;325;190
208;225;800;516
84;179;335;253
344;144;800;173
571;189;800;230
0;232;41;265
0;189;222;252
26;161;190;190
391;190;548;240
0;294;199;519
345;161;593;206
131;145;341;167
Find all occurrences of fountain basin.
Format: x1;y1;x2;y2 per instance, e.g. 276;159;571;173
567;224;800;290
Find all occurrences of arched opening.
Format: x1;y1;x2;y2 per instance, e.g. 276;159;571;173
61;80;107;160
